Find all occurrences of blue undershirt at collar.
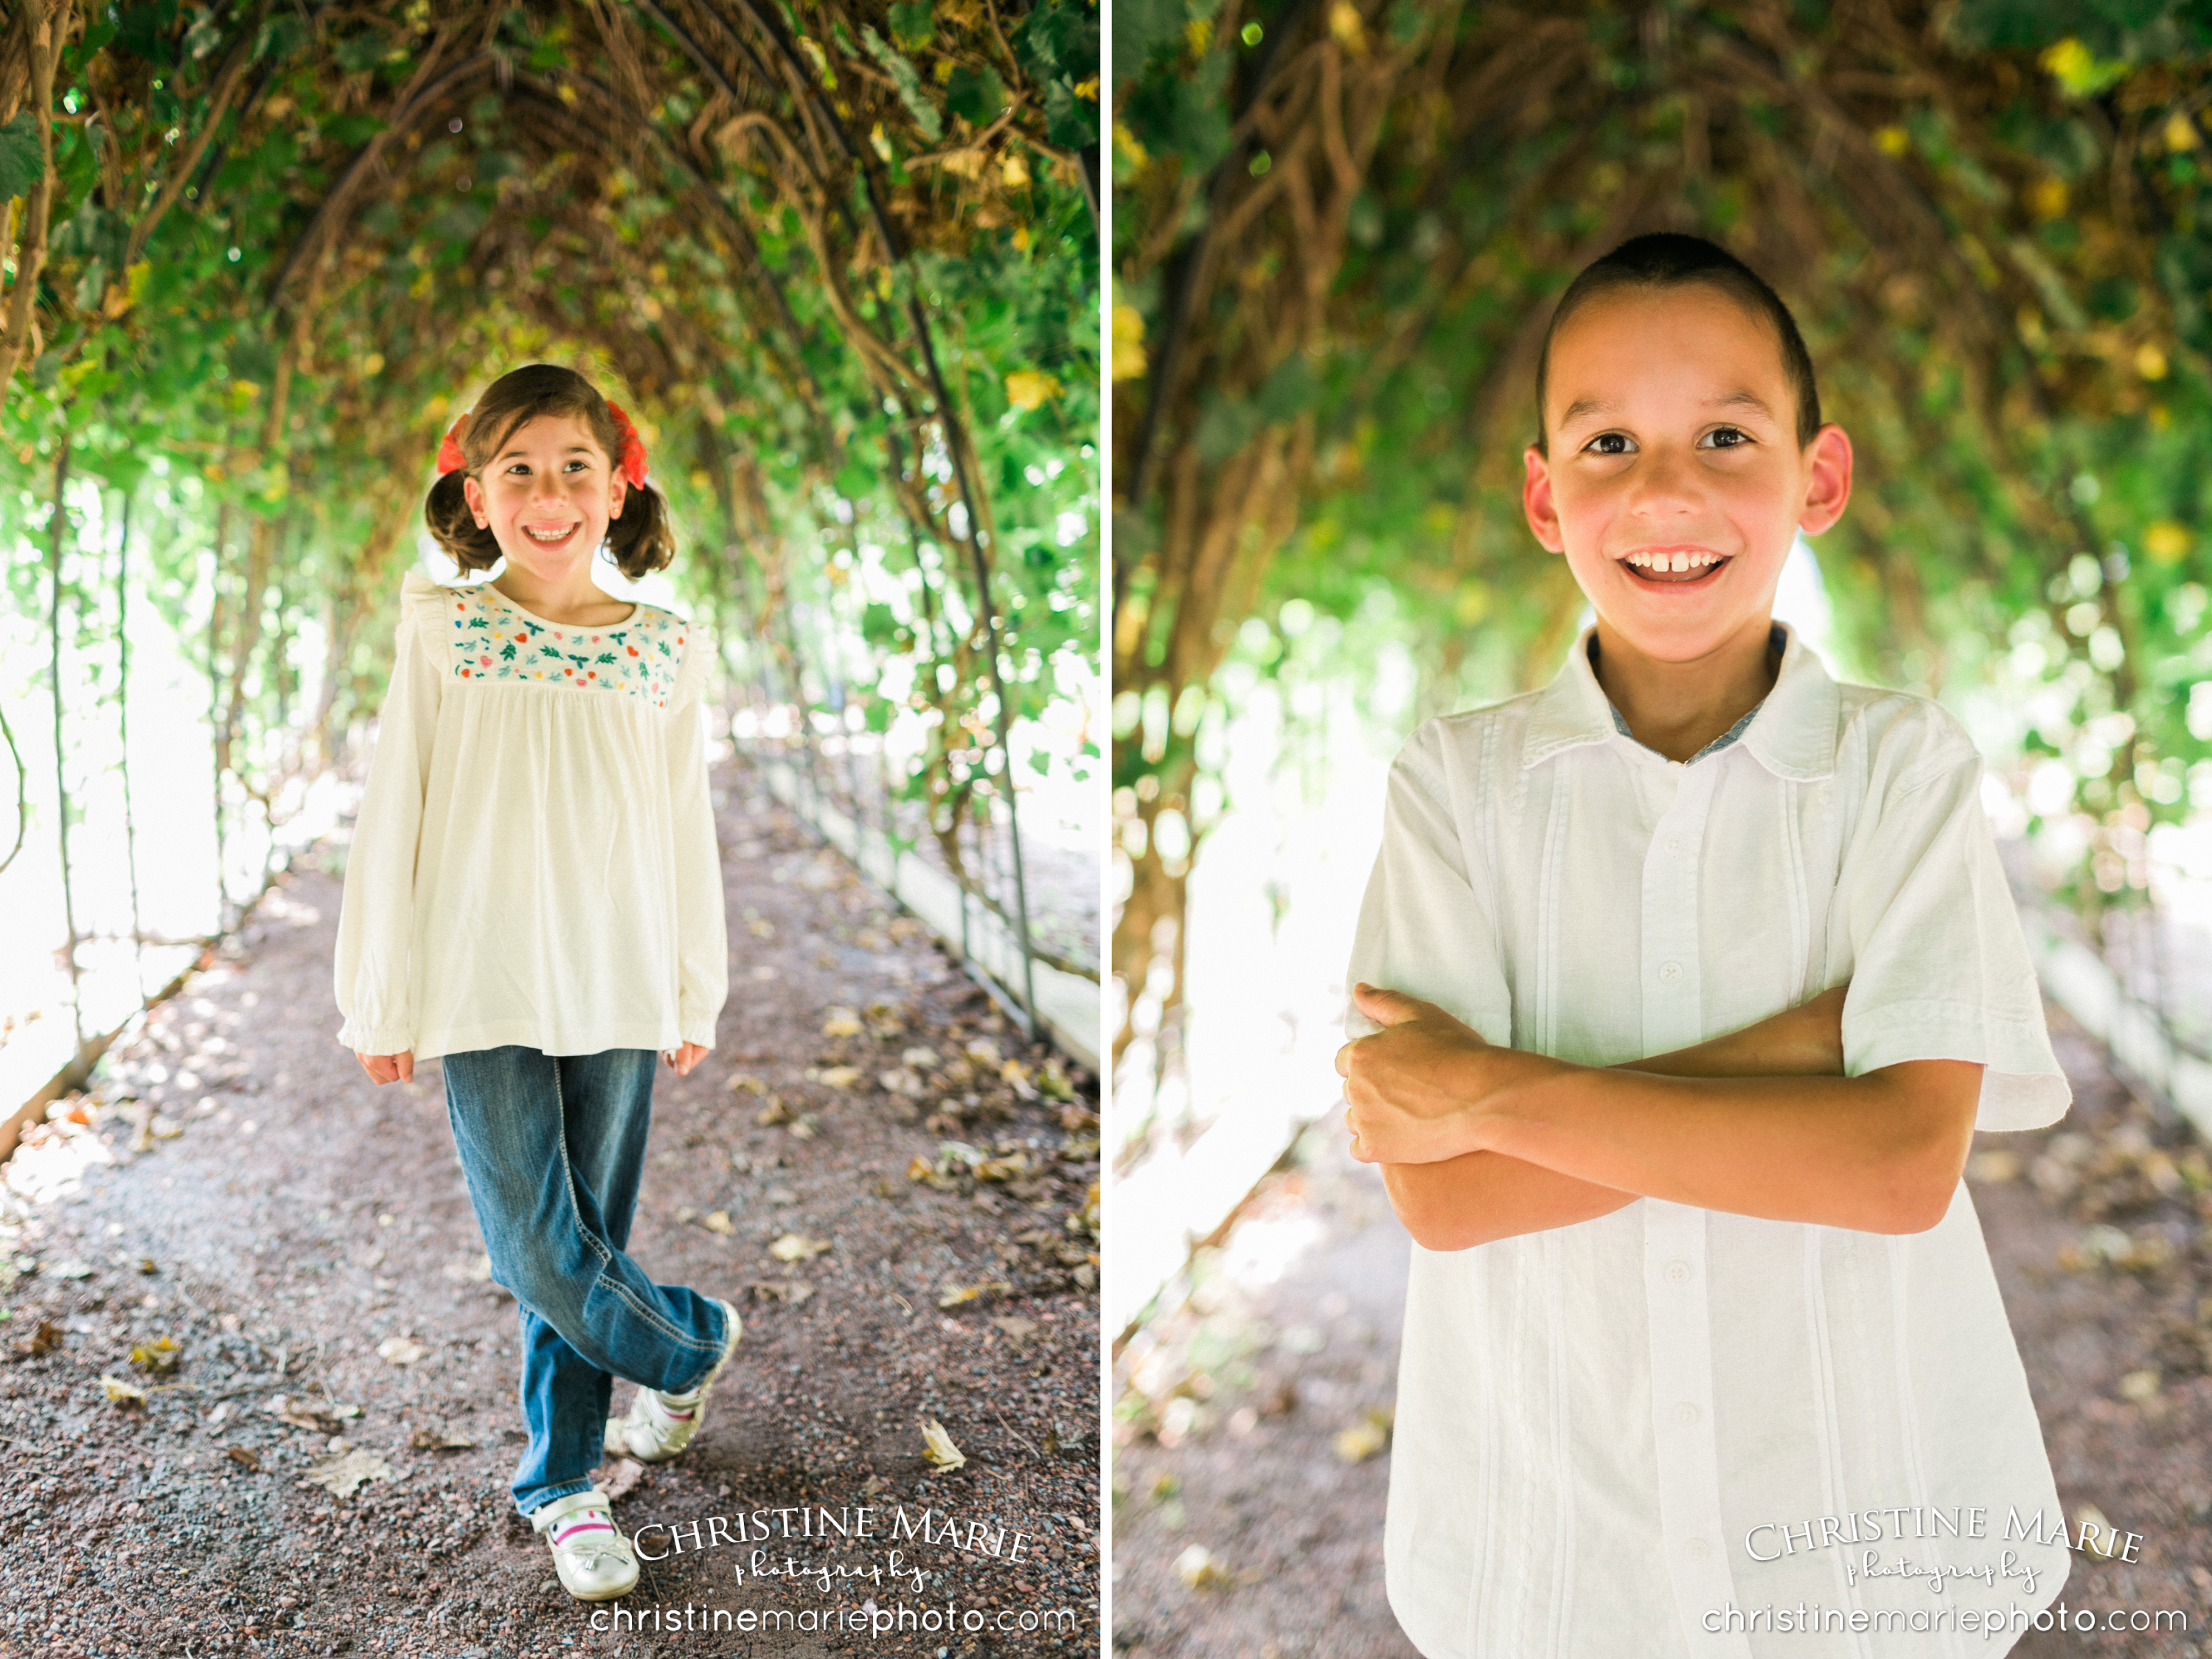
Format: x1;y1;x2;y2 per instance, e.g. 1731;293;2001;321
1590;623;1787;766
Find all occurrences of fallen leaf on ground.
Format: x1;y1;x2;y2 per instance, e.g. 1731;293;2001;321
992;1315;1038;1341
53;1261;93;1280
939;1281;1013;1309
769;1233;831;1262
901;1046;939;1068
20;1320;60;1356
726;1073;766;1095
814;1066;860;1090
700;1211;734;1234
101;1374;147;1405
755;1096;790;1125
788;1115;818;1140
130;1337;181;1373
597;1456;647;1502
408;1427;477;1450
1175;1544;1232;1588
224;1447;259;1471
2119;1369;2162;1403
919;1419;967;1471
747;1280;816;1305
907;1154;953;1190
1334;1407;1395;1463
821;1008;865;1038
301;1447;395;1498
879;1068;924;1096
1037;1062;1077;1103
376;1336;425;1365
965;1038;1003;1066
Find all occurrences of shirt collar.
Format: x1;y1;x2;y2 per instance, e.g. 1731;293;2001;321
1520;619;1840;780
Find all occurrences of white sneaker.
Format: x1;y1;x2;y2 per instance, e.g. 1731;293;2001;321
603;1297;742;1464
531;1487;638;1601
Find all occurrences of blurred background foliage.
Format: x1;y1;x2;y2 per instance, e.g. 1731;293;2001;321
1111;0;2212;1148
0;0;1098;1098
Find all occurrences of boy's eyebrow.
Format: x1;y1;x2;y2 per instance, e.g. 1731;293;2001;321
1557;389;1778;430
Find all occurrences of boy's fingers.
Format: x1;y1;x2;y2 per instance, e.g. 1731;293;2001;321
1354;984;1432;1027
396;1052;414;1083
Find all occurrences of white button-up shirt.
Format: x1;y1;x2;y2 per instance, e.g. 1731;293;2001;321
1346;624;2070;1658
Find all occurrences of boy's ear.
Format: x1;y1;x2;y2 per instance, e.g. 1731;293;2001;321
1798;423;1853;536
1523;445;1566;553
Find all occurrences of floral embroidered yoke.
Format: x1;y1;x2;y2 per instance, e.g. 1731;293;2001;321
332;570;728;1063
443;580;686;703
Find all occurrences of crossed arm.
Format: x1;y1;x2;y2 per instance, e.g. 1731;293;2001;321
1338;984;1982;1251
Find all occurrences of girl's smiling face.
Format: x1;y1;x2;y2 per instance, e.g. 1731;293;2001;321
462;411;627;578
1522;286;1851;664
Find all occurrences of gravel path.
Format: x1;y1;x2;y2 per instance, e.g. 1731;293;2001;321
1110;1003;2212;1658
0;762;1101;1658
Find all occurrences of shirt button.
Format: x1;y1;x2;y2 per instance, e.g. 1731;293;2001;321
1663;835;1684;855
1685;1538;1710;1562
1674;1402;1700;1425
1664;1260;1691;1284
1659;961;1683;984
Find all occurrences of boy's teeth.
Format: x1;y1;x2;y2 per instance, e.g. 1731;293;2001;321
1627;551;1719;571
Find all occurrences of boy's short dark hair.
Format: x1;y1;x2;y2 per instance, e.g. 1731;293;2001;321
1533;233;1822;454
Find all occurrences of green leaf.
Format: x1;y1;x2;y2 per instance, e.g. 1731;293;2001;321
888;1;934;49
944;65;1009;130
859;27;942;143
0;114;43;203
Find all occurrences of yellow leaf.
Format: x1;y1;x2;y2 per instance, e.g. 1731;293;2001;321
1873;125;1910;158
920;1418;967;1470
769;1232;831;1262
816;1065;861;1089
1001;150;1031;189
101;1374;147;1405
1005;369;1062;411
130;1337;180;1374
2135;342;2168;381
2168;113;2202;152
2145;521;2191;563
2027;177;2068;221
822;1006;864;1037
702;1211;734;1234
1113;303;1147;382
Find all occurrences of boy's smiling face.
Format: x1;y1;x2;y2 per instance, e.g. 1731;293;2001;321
1522;286;1851;666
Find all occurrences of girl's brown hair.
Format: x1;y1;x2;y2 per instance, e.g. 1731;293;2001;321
422;364;676;579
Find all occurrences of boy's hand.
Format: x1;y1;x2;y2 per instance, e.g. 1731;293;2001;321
663;1043;708;1077
1338;984;1495;1165
356;1050;414;1085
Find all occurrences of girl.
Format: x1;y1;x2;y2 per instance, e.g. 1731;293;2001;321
332;363;739;1602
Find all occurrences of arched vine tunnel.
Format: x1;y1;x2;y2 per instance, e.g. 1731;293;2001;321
0;0;1102;1122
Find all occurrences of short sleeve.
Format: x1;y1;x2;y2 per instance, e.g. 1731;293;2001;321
332;573;450;1054
1835;735;2070;1132
1343;717;1514;1046
662;621;728;1048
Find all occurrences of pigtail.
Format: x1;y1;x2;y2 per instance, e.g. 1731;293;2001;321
607;478;676;579
424;468;504;574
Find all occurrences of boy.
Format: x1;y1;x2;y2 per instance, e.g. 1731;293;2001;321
1338;234;2072;1658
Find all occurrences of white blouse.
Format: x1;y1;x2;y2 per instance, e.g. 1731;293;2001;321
333;569;727;1062
1347;625;2070;1658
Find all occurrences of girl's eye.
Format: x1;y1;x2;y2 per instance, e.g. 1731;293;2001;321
1584;432;1634;456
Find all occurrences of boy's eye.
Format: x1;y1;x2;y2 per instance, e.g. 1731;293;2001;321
1701;426;1751;449
1583;432;1635;456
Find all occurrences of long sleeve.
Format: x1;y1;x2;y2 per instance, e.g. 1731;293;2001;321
333;578;444;1054
664;628;728;1048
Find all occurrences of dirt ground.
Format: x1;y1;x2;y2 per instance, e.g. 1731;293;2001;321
0;761;1102;1659
1110;1004;2212;1658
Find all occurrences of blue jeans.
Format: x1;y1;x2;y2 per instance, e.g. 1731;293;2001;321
439;1046;732;1517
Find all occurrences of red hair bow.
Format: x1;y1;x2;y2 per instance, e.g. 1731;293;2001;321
605;400;649;487
436;411;470;473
